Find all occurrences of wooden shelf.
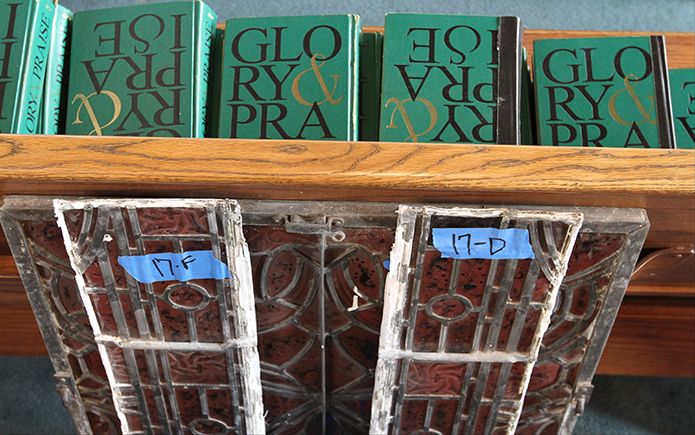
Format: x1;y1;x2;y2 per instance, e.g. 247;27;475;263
0;28;694;376
1;136;693;249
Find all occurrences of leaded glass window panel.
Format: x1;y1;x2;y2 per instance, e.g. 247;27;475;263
371;206;584;435
53;199;264;435
0;197;648;435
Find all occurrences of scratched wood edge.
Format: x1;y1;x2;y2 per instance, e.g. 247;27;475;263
1;135;693;196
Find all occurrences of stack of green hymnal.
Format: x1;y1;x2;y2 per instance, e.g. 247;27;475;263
39;4;71;134
359;30;383;141
65;0;217;137
218;14;361;140
378;13;524;144
0;0;55;134
533;36;675;148
669;68;694;149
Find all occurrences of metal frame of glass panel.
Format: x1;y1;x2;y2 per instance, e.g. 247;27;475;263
0;197;649;435
370;206;584;435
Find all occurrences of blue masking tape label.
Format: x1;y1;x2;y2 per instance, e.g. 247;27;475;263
118;251;232;283
432;228;535;260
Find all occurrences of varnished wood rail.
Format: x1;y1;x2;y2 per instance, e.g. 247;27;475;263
1;135;693;249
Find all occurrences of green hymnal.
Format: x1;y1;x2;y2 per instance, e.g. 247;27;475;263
218;14;361;140
0;0;55;134
40;4;71;134
65;1;217;137
669;68;694;149
379;13;523;144
533;36;675;148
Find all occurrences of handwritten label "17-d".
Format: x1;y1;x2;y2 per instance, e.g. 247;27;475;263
118;251;232;284
432;228;535;260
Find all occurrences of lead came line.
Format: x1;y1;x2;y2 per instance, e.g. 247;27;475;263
110;207;152;340
471;218;510;354
144;348;173;435
90;209;154;433
484;362;515;434
463;362;491;435
437;258;462;352
452;361;476;435
159;350;183;434
405;214;432;352
393;214;432;434
129;208;166;342
320;227;328;435
208;207;232;342
506;260;542;351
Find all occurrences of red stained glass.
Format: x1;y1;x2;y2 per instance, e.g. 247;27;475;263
4;199;644;435
248;224;394;433
405;362;466;395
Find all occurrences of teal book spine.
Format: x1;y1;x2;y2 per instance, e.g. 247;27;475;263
193;1;217;138
669;68;694;149
358;30;382;141
378;13;523;144
218;14;361;141
65;1;216;137
533;36;675;148
15;0;52;134
0;0;31;133
40;4;71;134
0;0;54;134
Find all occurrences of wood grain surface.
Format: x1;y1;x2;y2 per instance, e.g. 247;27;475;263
0;136;692;194
597;296;695;377
1;135;693;249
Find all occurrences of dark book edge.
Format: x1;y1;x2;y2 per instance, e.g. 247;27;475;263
207;27;224;138
649;35;676;148
520;47;537;145
358;31;383;142
496;16;522;145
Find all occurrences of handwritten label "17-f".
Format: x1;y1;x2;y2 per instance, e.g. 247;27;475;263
118;251;232;284
432;228;535;260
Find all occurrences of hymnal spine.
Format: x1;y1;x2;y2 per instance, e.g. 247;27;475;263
40;4;71;134
193;1;217;137
0;0;55;134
